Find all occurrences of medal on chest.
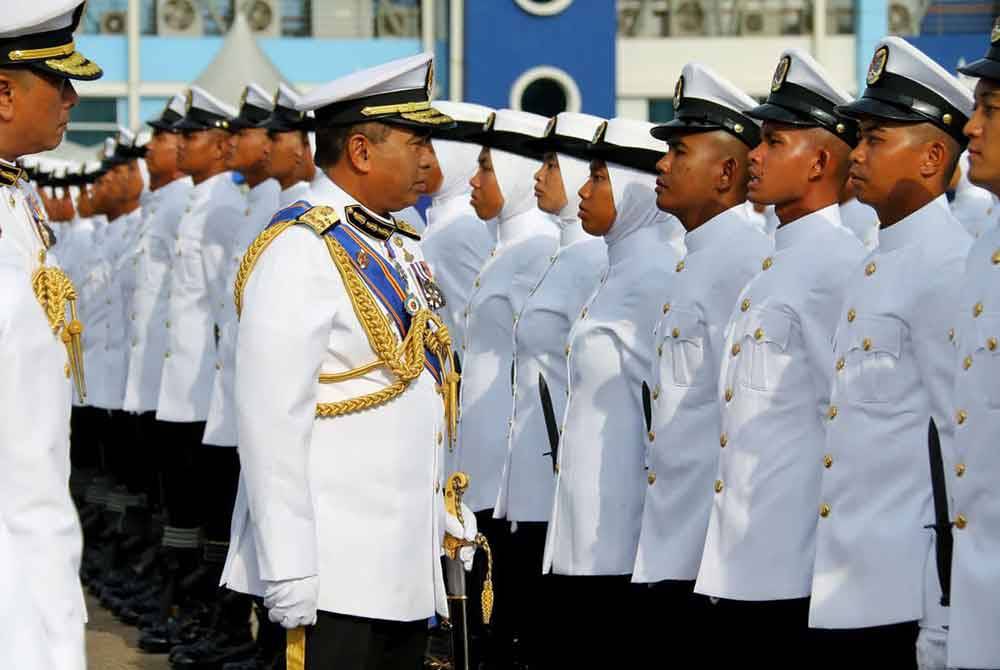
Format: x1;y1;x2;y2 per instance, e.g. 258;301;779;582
412;260;446;311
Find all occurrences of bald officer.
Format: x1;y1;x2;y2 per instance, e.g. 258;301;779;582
693;50;866;666
0;2;101;668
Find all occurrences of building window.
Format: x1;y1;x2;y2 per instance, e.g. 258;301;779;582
67;98;119;147
514;0;574;17
648;99;674;124
510;65;581;116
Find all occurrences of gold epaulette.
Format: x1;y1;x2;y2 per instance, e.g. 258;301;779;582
393;218;421;241
233;205;340;317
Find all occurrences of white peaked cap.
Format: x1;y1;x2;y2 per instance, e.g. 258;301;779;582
589;117;665;174
777;48;852;106
275;82;303;110
299;52;433;112
242;82;275;111
839;36;973;144
652;62;761;147
431;101;494;125
174;85;238;131
0;1;101;80
748;48;858;145
298;52;452;129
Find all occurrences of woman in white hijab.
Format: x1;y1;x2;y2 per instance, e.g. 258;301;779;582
421;101;495;348
455;108;560;664
492;111;608;668
542;118;680;666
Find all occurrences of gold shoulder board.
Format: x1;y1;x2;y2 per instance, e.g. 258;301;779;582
298;205;340;235
393;218;421;241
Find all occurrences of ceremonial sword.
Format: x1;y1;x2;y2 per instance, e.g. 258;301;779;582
926;418;953;606
538;373;560;473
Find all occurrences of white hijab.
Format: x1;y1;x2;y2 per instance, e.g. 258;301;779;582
605;163;671;248
492;147;541;221
431;137;478;204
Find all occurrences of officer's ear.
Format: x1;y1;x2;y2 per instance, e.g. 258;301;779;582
345;132;374;174
0;69;25;123
717;155;737;192
811;147;831;182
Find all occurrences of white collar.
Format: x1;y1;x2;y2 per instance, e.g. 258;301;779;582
685;203;750;253
774;203;842;251
878;195;950;252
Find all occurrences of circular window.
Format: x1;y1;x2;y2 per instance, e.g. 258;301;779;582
510;66;582;116
513;0;574;17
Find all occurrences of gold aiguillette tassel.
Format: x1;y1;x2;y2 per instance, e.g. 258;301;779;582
64;299;86;402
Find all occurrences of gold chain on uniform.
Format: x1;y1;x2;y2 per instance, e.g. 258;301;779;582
31;265;86;402
234;210;459;439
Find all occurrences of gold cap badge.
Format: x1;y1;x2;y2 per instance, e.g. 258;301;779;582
592;120;608;144
673;75;684;111
772;55;791;92
992;16;1000;44
867;46;889;86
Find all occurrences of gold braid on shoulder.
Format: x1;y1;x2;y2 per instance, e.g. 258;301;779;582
31;265;86;402
233;208;459;440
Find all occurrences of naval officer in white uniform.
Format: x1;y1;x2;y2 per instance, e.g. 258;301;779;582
810;38;973;666
690;50;866;665
0;2;101;667
222;53;474;670
154;86;245;609
945;24;1000;670
631;63;771;665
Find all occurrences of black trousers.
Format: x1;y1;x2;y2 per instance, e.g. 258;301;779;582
503;521;551;668
158;420;207;528
701;595;812;667
633;579;713;668
69;405;102;471
548;573;643;668
275;611;427;670
199;446;241;542
809;620;919;669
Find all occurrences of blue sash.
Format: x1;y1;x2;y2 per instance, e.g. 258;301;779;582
327;221;445;384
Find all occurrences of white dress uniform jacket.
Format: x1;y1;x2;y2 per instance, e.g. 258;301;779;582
632;205;772;584
811;195;971;628
421;137;493;348
123;177;193;412
494;170;607;522
455;151;559;513
0;169;86;670
839;198;880;252
203;179;280;446
695;205;865;600
222;173;450;622
80;212;139;410
946;222;1000;669
156;172;244;422
543;164;680;576
103;208;144;410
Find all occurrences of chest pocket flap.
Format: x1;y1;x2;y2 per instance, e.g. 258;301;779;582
842;314;904;404
664;308;705;387
738;308;794;392
974;314;1000;409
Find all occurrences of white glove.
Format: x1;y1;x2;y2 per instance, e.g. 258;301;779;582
916;625;948;670
445;501;478;572
263;576;319;629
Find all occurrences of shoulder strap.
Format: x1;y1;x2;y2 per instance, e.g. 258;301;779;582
233;204;340;318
